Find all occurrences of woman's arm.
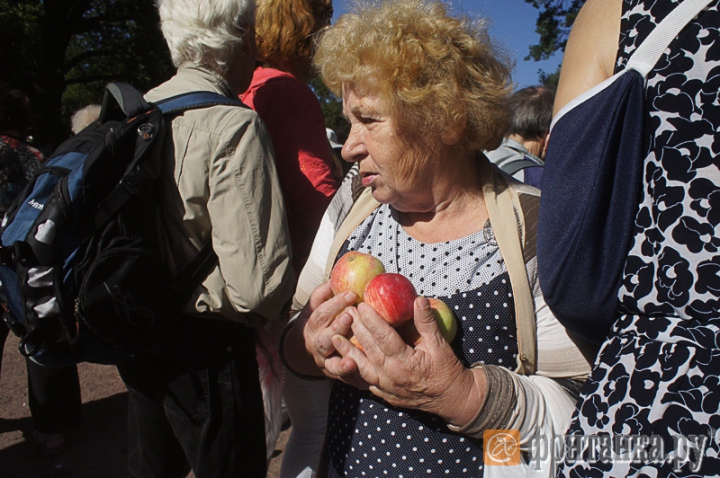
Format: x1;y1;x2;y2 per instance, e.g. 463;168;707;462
281;282;359;378
553;0;623;114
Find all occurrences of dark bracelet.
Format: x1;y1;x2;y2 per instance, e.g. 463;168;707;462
278;316;330;382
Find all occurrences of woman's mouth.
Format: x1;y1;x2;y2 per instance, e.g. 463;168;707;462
361;172;378;187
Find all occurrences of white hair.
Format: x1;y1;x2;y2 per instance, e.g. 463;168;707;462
71;104;101;134
156;0;256;72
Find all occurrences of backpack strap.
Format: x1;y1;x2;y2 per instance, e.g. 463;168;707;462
155;91;246;114
502;157;543;177
154;92;248;297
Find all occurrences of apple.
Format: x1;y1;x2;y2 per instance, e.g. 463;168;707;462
364;273;417;326
397;297;458;346
427;297;458;343
330;251;385;304
349;333;364;353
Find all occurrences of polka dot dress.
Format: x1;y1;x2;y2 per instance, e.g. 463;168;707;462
327;204;518;477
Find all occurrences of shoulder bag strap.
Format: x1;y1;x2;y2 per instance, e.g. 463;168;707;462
322;187;380;281
480;159;537;375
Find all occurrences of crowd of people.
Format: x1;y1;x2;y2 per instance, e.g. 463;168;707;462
0;0;718;477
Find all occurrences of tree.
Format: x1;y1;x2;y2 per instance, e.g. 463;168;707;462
524;0;585;62
310;76;349;141
0;0;174;150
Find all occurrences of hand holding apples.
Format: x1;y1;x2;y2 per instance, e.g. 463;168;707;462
329;252;457;351
347;272;417;351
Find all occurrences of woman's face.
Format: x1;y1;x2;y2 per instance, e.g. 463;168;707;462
341;87;426;211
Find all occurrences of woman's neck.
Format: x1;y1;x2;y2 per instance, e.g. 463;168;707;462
397;152;489;243
263;58;312;84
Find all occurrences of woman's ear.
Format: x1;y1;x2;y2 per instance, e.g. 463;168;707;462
440;121;463;146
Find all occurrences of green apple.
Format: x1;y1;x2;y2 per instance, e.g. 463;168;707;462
397;297;457;346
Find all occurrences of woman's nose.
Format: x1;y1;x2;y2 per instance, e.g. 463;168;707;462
341;128;365;163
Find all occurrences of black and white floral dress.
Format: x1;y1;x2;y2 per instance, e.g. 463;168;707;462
326;204;518;478
558;1;720;476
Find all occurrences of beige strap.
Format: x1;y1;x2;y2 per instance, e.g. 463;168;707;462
322;188;380;281
481;161;537;375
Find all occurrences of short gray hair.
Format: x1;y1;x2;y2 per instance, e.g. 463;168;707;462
71;104;101;134
156;0;256;72
506;86;555;140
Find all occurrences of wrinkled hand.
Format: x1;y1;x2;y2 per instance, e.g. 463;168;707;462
296;282;359;379
332;296;482;424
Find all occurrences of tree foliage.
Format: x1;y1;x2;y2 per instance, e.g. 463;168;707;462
0;0;174;150
309;76;349;142
525;0;585;61
524;0;585;62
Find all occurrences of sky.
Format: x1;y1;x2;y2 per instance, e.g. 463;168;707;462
333;0;564;89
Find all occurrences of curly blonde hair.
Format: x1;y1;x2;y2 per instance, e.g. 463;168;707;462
314;0;512;152
256;0;332;69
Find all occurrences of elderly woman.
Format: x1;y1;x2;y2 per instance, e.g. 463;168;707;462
242;0;339;274
280;0;596;476
117;1;294;477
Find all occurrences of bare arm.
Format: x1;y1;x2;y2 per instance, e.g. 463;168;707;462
554;0;623;115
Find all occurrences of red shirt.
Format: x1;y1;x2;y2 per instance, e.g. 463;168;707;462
242;66;339;273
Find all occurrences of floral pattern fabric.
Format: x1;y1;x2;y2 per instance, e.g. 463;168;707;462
558;1;720;476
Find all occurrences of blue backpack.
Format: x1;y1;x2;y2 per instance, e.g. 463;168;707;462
0;83;244;365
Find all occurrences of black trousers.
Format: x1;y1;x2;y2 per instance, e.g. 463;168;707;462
0;325;82;434
117;317;266;478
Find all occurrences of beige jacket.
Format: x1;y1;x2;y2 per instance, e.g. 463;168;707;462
145;64;295;327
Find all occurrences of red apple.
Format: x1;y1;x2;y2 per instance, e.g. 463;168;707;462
330;251;385;304
397;297;458;346
364;273;417;326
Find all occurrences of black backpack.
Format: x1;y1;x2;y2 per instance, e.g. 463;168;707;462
0;82;244;366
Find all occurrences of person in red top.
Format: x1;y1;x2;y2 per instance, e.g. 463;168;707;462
241;0;339;275
240;1;339;477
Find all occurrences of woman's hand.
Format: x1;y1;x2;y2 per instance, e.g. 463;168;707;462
282;281;359;379
332;296;487;426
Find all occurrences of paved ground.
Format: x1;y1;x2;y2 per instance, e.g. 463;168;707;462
0;333;289;478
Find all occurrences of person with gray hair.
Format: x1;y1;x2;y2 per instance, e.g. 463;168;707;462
485;85;555;189
70;104;101;134
115;1;295;477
